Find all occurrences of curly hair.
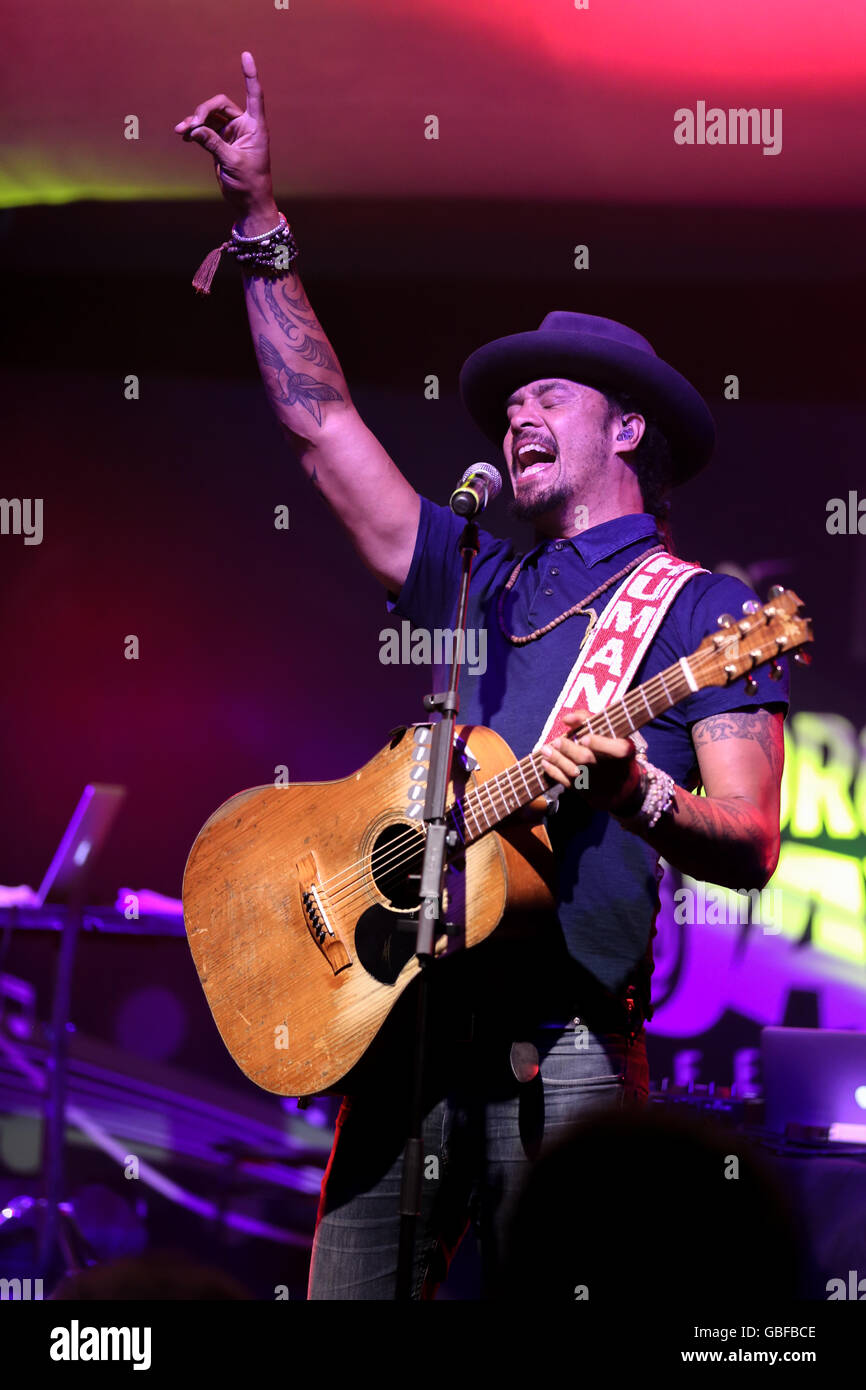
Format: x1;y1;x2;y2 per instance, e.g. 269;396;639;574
602;387;675;552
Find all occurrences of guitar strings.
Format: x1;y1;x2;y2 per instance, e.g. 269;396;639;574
316;631;782;910
319;669;730;910
314;629;778;910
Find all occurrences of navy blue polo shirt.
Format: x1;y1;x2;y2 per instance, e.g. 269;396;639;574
387;497;789;1017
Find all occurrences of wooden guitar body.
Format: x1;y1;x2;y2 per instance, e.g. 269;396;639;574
182;587;813;1099
182;723;555;1097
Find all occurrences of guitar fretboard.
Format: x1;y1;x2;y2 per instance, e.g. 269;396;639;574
448;657;693;844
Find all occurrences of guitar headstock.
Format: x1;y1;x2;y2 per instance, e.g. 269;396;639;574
693;587;813;692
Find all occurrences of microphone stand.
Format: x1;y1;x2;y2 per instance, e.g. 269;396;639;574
394;509;480;1301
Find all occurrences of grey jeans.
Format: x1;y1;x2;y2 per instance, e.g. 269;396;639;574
307;1017;649;1300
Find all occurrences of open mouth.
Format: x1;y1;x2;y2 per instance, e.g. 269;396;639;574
514;442;557;479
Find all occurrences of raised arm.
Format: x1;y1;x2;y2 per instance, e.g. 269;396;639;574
174;52;420;592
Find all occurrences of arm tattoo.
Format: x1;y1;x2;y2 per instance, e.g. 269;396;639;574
672;786;763;845
255;279;337;368
631;709;785;884
291;333;340;371
257;334;343;425
691;709;784;784
246;277;265;317
264;277;318;332
639;771;772;885
276;276;319;324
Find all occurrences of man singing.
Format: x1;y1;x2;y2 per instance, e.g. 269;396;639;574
177;52;788;1300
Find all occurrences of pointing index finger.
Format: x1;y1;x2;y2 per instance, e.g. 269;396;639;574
241;50;264;121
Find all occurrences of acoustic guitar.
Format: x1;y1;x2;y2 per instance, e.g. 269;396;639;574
182;588;812;1096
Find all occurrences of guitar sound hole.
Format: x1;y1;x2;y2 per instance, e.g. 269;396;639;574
370;822;425;909
352;824;425;985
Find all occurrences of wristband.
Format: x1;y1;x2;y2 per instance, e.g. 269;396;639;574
615;762;676;831
192;211;298;295
611;729;676;830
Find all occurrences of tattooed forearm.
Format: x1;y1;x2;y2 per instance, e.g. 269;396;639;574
263;277;318;336
242;263;349;438
623;706;785;887
291;332;340;372
629;786;777;890
275;276;318;325
246;276;265;318
257;334;343;425
692;709;785;784
249;278;338;371
672;789;765;848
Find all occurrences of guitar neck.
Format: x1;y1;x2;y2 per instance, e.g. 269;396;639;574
451;658;693;845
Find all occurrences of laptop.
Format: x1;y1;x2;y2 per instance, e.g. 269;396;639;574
761;1025;866;1142
35;784;126;906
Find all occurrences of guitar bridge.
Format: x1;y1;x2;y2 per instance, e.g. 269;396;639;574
297;853;352;975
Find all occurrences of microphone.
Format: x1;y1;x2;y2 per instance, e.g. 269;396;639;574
449;463;503;518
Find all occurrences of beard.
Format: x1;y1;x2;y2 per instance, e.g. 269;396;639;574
507;476;572;523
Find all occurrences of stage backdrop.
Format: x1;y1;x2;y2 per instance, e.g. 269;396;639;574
1;194;864;1096
2;0;865;1097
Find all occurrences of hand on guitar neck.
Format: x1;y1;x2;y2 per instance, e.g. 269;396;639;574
540;707;644;815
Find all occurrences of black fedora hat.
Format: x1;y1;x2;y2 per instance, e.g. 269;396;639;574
458;311;716;484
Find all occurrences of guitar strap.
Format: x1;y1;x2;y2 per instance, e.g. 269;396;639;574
533;549;708;750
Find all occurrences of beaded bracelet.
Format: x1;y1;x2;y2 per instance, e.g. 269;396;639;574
192;211;298;295
637;764;675;828
615;762;676;831
609;729;676;831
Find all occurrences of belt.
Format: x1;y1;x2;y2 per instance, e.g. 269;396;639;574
452;1000;645;1055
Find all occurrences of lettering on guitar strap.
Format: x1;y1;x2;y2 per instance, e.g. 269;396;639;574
535;553;708;749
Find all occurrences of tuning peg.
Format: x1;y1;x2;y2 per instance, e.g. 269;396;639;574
741;600;760;615
717;613;735;628
768;661;784;681
743;675;759;694
793;650;812;666
766;585;785;600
